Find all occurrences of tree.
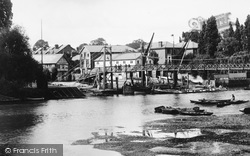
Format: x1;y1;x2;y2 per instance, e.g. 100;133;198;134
204;16;221;57
0;0;13;30
0;26;40;92
217;37;238;56
33;39;49;51
244;15;250;51
126;39;146;49
182;31;199;43
228;22;234;37
234;18;243;51
90;38;107;45
148;50;159;65
198;22;206;55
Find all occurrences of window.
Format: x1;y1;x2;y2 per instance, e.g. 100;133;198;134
123;61;126;64
130;60;133;63
116;61;119;64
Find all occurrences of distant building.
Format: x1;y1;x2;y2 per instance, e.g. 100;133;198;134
32;54;69;81
94;52;154;68
150;40;198;65
73;45;136;71
33;44;77;57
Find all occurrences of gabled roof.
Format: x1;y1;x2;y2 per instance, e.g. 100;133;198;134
150;41;173;48
175;41;198;49
82;45;136;53
32;54;65;64
95;52;142;61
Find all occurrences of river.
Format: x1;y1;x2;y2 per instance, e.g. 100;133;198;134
0;89;249;156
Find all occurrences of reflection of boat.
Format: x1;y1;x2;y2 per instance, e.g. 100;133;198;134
217;101;231;107
240;107;250;114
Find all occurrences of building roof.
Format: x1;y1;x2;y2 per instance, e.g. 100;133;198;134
32;54;65;64
82;45;136;53
95;52;142;62
150;40;198;49
175;41;198;49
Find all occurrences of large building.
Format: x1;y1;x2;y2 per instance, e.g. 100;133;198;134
74;45;136;71
150;40;198;65
32;54;69;81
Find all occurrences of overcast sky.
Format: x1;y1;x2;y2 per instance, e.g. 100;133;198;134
11;0;250;49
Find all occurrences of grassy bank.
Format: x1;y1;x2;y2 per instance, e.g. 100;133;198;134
73;114;250;156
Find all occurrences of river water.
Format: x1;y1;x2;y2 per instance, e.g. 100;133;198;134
0;89;249;156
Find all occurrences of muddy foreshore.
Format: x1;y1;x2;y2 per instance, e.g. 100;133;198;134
73;114;250;156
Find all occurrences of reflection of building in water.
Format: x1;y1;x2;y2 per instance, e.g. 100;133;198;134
188;12;233;32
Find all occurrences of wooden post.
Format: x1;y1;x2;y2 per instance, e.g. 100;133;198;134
110;47;113;89
116;77;119;90
103;46;106;90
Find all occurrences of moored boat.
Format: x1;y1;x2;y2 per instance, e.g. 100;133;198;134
179;110;213;116
230;100;249;104
240;107;250;114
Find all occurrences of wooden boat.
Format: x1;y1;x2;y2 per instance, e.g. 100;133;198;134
154;106;205;115
230;100;249;104
240;107;250;114
122;81;134;95
154;106;165;113
191;99;231;105
25;97;45;101
161;106;180;115
180;110;213;116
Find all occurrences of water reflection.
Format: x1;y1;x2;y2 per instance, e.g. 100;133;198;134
0;89;249;155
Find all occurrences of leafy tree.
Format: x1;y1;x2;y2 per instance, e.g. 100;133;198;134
126;39;146;49
217;37;238;56
244;15;250;51
33;39;49;51
148;50;159;65
198;22;206;55
90;38;107;45
0;0;13;30
0;26;40;93
234;18;243;51
77;43;88;52
182;31;199;43
204;16;221;57
241;24;248;51
228;22;234;37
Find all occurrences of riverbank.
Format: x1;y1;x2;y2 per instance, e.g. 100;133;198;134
75;114;250;156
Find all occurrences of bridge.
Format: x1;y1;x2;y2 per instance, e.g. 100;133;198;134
93;63;250;73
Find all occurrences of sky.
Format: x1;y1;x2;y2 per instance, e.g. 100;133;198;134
11;0;250;49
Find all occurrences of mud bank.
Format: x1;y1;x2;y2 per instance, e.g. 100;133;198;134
73;114;250;156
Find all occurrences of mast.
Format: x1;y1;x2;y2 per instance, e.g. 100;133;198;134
41;19;43;66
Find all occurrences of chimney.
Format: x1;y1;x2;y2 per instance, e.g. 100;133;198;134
55;44;59;49
158;41;163;47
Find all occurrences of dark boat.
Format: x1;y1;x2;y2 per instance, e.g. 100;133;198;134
154;106;165;113
154;106;205;115
161;106;180;114
122;81;134;95
230;100;249;104
191;99;231;105
240;107;250;114
179;110;213;116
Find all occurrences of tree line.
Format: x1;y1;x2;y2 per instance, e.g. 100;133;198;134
0;0;45;97
182;15;250;64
